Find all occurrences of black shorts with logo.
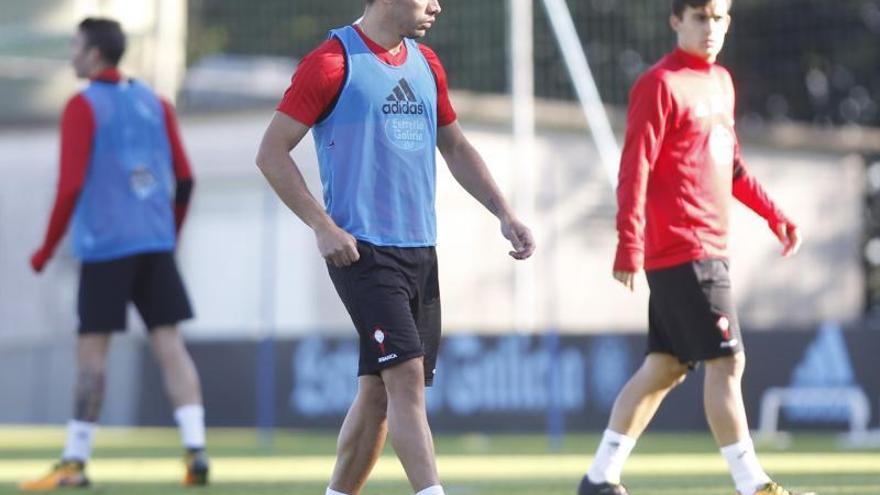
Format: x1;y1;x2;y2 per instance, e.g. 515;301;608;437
327;241;441;386
78;251;193;334
645;258;743;367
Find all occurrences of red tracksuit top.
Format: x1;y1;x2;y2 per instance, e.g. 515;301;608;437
613;48;791;273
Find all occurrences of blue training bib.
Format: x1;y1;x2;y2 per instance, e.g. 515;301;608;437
73;79;176;261
312;25;439;247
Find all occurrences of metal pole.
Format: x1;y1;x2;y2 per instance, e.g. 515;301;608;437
509;0;538;333
540;0;620;188
256;183;279;447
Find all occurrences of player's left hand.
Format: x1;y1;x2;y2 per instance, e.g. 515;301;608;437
501;217;535;260
773;221;802;258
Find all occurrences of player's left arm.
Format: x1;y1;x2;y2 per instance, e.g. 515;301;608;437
422;44;534;260
731;141;801;257
437;122;534;260
160;99;194;235
725;69;800;257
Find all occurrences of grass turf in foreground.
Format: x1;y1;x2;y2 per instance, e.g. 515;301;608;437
0;428;876;495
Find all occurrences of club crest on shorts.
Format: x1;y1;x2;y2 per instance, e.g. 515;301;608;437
373;326;398;363
717;315;739;348
373;327;386;354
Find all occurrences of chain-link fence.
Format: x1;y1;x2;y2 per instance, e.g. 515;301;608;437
187;0;880;127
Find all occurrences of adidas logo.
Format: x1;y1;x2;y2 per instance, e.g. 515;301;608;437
382;78;425;115
785;321;858;422
791;322;854;388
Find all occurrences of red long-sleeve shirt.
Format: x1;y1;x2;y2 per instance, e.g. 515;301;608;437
277;24;456;127
31;68;193;271
614;48;791;272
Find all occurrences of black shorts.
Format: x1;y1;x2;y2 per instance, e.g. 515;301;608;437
78;251;193;334
327;241;441;386
645;258;743;367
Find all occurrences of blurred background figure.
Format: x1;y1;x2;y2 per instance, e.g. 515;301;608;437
19;16;208;491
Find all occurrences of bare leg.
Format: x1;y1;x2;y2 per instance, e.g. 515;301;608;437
73;334;113;422
703;352;749;446
705;352;776;495
583;353;690;487
148;325;202;408
329;375;389;495
17;335;108;489
608;353;689;437
381;357;439;493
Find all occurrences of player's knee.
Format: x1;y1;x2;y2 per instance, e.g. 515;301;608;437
76;352;107;376
670;370;688;387
706;351;745;378
664;365;688;389
645;356;688;388
362;383;389;415
382;358;425;396
150;330;190;364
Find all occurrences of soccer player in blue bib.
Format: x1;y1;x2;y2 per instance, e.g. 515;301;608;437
257;1;535;494
23;18;208;490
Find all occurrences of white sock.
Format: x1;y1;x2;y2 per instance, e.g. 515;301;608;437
174;404;206;450
415;485;445;495
325;489;349;495
587;429;637;484
720;438;771;495
61;420;97;462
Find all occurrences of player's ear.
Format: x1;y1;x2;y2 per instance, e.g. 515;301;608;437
669;14;682;32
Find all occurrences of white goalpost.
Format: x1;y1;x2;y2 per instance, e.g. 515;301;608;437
508;0;621;333
509;0;538;332
540;0;621;235
507;0;621;446
540;0;621;188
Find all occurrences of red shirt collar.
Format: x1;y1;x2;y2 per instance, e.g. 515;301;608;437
673;47;714;72
92;68;122;82
353;24;408;66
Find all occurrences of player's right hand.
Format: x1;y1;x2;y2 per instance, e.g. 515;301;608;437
315;223;360;267
30;248;50;273
613;270;636;292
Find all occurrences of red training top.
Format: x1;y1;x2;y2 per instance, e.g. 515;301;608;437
31;68;194;272
614;48;793;273
276;24;457;127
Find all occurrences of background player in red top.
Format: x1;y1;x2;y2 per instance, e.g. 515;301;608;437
257;1;534;495
578;2;811;495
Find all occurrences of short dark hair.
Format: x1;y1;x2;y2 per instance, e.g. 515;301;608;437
78;17;126;66
672;0;732;18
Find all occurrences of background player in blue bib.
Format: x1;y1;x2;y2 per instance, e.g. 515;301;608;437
24;17;209;491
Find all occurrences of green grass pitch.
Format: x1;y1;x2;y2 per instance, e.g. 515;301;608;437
0;427;877;494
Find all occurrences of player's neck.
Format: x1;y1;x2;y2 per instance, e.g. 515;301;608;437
357;16;405;55
85;63;116;81
675;45;716;68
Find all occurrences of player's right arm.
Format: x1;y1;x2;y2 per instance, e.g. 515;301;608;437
30;95;93;273
256;113;358;268
613;73;673;290
256;41;359;268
